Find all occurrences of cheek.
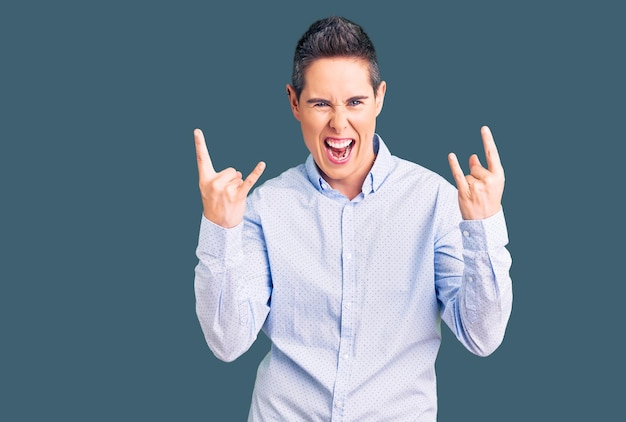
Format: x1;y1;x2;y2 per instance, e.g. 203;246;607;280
301;124;322;152
301;114;327;135
352;113;377;133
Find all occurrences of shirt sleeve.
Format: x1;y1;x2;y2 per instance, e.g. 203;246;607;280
436;207;513;357
194;208;272;362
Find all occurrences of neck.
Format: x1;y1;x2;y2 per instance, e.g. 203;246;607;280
320;155;376;200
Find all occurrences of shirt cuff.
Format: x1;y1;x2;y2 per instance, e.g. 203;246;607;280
458;209;509;251
198;215;244;259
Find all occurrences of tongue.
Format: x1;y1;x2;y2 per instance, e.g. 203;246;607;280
330;146;348;159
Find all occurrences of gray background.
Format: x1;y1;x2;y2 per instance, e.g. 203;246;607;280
2;1;623;420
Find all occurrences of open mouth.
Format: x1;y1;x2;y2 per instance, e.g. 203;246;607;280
325;138;355;164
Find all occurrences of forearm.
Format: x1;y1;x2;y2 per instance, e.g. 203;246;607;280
441;210;513;356
194;216;270;362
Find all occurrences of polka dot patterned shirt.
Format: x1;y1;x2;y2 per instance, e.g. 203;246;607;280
194;135;513;421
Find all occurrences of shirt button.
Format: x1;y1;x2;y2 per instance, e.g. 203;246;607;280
345;302;352;309
346;253;352;260
468;276;474;283
463;230;470;237
342;353;349;359
335;401;343;409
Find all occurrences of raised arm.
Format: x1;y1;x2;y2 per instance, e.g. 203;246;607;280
194;128;271;362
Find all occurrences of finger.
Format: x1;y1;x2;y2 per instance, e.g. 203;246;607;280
225;175;245;195
240;161;267;196
448;153;469;192
464;174;480;196
194;128;216;177
220;168;243;184
480;126;504;176
468;154;490;179
210;168;241;190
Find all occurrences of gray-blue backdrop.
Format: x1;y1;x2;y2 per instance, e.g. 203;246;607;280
2;1;623;420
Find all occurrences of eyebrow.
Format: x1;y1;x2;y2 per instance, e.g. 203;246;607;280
305;95;370;105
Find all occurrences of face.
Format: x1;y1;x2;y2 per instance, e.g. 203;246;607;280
288;57;386;199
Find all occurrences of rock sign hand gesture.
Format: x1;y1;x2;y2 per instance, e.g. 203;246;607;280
194;128;266;228
448;126;505;220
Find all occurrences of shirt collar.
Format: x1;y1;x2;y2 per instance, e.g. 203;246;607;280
305;133;393;197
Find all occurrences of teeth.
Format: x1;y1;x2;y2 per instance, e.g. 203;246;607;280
326;139;353;148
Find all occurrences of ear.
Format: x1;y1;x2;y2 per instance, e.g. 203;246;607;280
375;81;386;117
286;84;301;121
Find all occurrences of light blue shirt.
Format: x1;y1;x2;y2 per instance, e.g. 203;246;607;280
195;135;513;421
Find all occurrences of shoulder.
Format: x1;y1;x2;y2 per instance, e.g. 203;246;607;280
387;156;461;230
254;164;309;193
246;163;312;208
389;155;455;195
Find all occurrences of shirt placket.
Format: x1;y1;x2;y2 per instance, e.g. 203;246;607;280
331;202;356;421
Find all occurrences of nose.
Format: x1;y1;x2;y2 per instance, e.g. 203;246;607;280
329;107;348;132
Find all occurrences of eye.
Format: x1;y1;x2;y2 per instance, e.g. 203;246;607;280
348;99;363;106
314;101;329;107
